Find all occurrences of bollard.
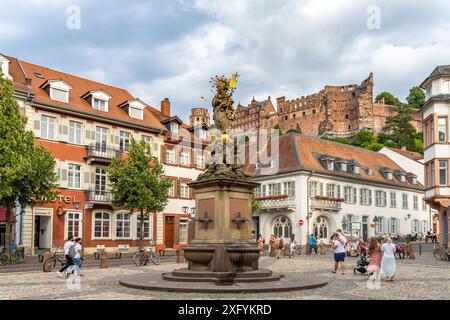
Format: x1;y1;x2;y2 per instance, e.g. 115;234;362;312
176;249;184;263
100;250;108;268
419;244;422;255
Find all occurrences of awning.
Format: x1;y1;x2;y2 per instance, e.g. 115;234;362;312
0;208;15;222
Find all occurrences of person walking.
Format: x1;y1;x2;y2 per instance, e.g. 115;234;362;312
366;237;381;278
276;237;284;259
257;234;265;254
331;233;346;274
380;237;397;281
71;238;83;276
309;234;317;255
57;236;75;278
289;239;297;258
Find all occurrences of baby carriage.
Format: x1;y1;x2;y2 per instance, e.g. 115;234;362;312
353;255;369;274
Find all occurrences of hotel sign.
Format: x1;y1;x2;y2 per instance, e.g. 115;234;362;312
35;195;78;204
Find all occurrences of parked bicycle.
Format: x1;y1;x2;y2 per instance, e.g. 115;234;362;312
133;242;161;266
294;244;302;255
433;243;449;261
42;247;66;272
0;246;10;266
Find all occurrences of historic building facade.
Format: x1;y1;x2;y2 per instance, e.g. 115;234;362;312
247;134;430;245
233;97;276;131
2;54;208;255
420;65;450;253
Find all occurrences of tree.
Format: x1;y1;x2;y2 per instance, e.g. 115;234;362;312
108;138;172;250
0;73;58;252
406;86;425;109
286;129;302;135
381;103;417;151
375;92;402;106
352;130;377;147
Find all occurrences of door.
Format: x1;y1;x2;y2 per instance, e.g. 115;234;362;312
34;216;40;249
38;216;51;249
95;168;107;200
95;126;108;154
362;216;368;242
164;216;174;248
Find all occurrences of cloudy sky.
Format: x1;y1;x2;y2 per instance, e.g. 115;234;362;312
1;0;450;120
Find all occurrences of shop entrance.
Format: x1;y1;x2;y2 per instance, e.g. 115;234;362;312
34;215;51;254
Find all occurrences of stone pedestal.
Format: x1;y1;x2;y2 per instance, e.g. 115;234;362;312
183;178;261;274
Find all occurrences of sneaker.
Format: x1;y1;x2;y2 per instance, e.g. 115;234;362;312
56;271;63;278
331;270;336;273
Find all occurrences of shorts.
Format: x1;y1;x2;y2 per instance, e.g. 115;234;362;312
334;252;346;262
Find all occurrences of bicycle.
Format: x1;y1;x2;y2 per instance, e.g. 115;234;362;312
133;242;161;266
0;246;10;266
433;243;449;261
42;247;66;272
294;244;302;255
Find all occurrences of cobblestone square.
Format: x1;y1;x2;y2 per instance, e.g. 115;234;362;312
0;252;448;300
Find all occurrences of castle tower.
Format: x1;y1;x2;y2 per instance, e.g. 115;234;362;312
190;108;211;127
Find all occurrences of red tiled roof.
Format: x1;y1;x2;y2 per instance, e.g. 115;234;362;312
246;134;423;190
7;56;166;133
387;147;423;161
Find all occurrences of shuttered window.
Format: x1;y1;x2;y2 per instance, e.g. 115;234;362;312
68;164;81;189
41;115;55;140
69;120;82;144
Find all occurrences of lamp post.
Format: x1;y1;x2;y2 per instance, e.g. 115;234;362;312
305;170;314;255
341;215;347;234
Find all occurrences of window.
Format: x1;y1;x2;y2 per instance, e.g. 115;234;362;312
129;106;143;120
67;212;82;238
389;218;398;234
353;165;360;174
443;80;450;94
68;164;81;189
41;115;55;140
180;182;190;198
119;131;130;152
51;88;69;103
425;122;430;146
402;194;408;209
399;175;406;183
375;217;384;234
180;152;190;166
309;181;323;197
268;183;281;196
166;149;175;164
197;155;205;169
390;192;397;208
386;172;393;180
360;188;372;205
93;98;107;111
439;160;447;185
326;183;340;198
431;120;435;144
168;179;176;197
326;161;334;171
413;195;419;210
340;162;347;172
375;190;387;207
344;186;357;204
412;219;420;233
179;219;188;243
69;121;82;144
422;198;427;211
94;211;111;238
273;216;292;239
142;135;153;145
136;214;151;239
283;181;295;198
170;122;179;133
438;118;447;142
116;213;131;238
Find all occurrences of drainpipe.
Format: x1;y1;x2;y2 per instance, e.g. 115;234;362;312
305;170;314;254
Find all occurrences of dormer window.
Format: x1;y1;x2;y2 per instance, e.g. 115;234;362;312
335;160;348;172
400;175;406;183
387;172;393;180
118;99;145;120
93;98;107;111
41;80;72;103
327;161;334;171
366;168;374;176
0;55;12;80
129;106;143;120
171;122;179;133
83;90;111;112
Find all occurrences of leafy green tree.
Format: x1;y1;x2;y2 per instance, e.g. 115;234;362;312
0;73;58;251
381;103;417;151
251;195;260;214
375;92;402;106
352;130;377;147
108;138;172;250
360;142;384;152
406;86;425;109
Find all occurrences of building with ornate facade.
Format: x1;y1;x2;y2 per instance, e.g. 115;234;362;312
420;65;450;253
233;97;276;131
246;134;430;245
0;54;209;255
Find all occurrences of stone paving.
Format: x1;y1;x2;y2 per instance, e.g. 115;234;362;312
0;252;448;300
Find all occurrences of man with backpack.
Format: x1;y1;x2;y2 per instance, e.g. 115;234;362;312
57;235;75;278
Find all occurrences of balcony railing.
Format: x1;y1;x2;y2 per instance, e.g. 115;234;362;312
310;196;343;211
86;190;113;203
257;196;296;211
86;144;121;163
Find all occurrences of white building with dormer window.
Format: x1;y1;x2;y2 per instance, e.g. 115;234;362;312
246;134;431;245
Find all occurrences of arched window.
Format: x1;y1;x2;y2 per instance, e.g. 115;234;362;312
94;211;111;238
313;216;328;239
273;216;292;238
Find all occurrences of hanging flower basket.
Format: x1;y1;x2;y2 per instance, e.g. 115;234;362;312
313;195;345;202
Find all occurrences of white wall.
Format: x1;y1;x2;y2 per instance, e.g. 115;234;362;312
379;147;424;184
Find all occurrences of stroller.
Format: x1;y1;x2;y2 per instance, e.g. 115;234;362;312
353;255;369;274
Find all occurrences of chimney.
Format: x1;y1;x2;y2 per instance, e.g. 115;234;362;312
161;98;170;117
25;77;32;88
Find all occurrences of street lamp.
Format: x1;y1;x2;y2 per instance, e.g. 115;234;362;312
182;206;189;214
190;207;196;217
73;201;80;210
341;216;347;233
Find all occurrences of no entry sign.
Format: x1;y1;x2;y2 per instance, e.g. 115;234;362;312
299;219;304;225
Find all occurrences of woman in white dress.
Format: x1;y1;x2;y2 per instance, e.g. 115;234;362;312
380;237;396;281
